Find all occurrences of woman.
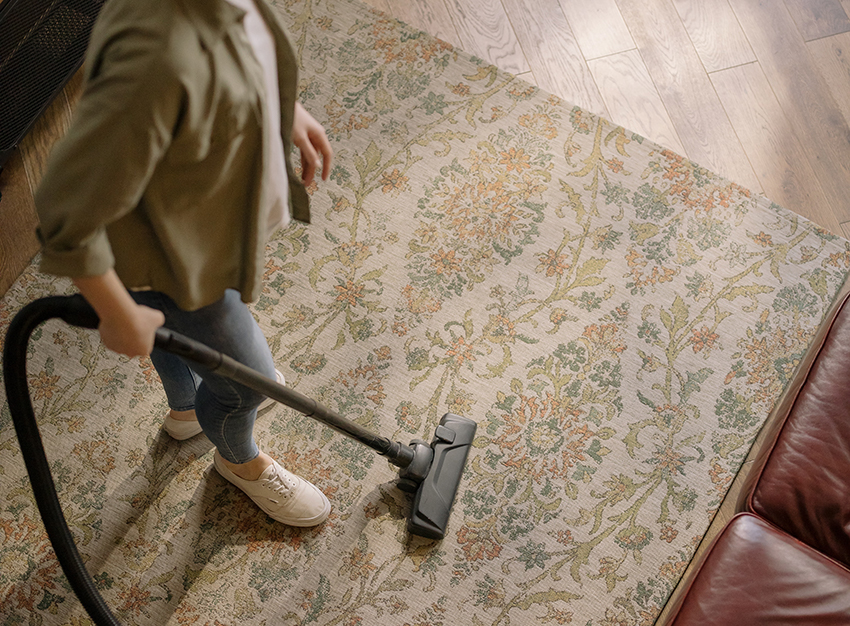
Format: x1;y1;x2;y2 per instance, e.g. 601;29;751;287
35;0;333;526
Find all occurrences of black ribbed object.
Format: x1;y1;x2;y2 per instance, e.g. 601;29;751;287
0;0;104;168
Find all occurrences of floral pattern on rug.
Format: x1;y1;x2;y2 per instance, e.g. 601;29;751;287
2;0;849;624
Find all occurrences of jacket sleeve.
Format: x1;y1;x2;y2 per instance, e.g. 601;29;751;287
35;24;183;278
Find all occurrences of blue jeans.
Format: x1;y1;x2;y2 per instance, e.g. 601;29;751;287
131;289;276;464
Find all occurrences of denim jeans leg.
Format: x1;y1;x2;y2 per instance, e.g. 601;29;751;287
131;291;200;411
149;349;202;412
132;289;276;464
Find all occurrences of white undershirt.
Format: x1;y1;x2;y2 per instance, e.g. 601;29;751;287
225;0;290;232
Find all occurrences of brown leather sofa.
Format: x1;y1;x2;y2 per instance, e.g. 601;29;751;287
661;283;850;625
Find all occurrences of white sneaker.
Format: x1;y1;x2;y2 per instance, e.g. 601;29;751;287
213;451;331;526
162;412;204;440
163;369;285;440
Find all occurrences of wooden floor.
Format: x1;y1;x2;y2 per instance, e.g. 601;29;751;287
1;0;850;617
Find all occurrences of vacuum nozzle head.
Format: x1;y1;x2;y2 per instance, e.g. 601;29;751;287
406;413;477;540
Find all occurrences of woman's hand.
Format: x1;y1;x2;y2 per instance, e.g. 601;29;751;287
292;102;333;186
73;270;164;357
98;303;165;357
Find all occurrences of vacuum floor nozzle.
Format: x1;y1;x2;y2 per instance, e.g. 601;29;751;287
406;413;477;539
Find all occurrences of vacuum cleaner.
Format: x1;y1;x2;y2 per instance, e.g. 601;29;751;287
3;294;476;626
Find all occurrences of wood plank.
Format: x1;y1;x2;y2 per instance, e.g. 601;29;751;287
500;0;609;117
784;0;850;41
386;0;463;48
442;0;530;74
20;83;75;192
557;0;635;60
670;0;756;72
588;49;685;153
808;32;850;129
730;0;850;224
0;150;40;298
616;0;762;191
711;62;842;234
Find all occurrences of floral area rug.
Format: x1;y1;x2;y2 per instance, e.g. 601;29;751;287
2;0;850;624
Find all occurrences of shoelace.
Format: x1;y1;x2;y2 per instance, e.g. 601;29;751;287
263;467;297;499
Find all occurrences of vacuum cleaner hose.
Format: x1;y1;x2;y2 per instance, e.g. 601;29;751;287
3;295;121;625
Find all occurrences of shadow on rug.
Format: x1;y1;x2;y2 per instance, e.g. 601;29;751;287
2;0;849;624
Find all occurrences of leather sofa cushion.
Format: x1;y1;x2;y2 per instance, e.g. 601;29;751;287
746;292;850;567
668;514;850;625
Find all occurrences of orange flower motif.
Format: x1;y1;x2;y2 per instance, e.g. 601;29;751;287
625;248;645;268
73;440;115;475
334;280;364;307
446;336;476;366
555;529;574;545
583;323;626;353
826;251;850;268
117;585;153;618
31;371;61;401
550;308;569;325
499;147;531;172
508;85;537;99
536;248;571;277
457;525;502;561
341;546;377;581
661;525;678;543
660;557;688;581
606;158;624;173
263;257;282;282
753;231;773;247
430;248;462;275
690;326;719;353
640;607;662;626
450;82;471;96
379;168;409;194
651;445;685;476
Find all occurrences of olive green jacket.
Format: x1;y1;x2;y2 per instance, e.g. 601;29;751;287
35;0;309;310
